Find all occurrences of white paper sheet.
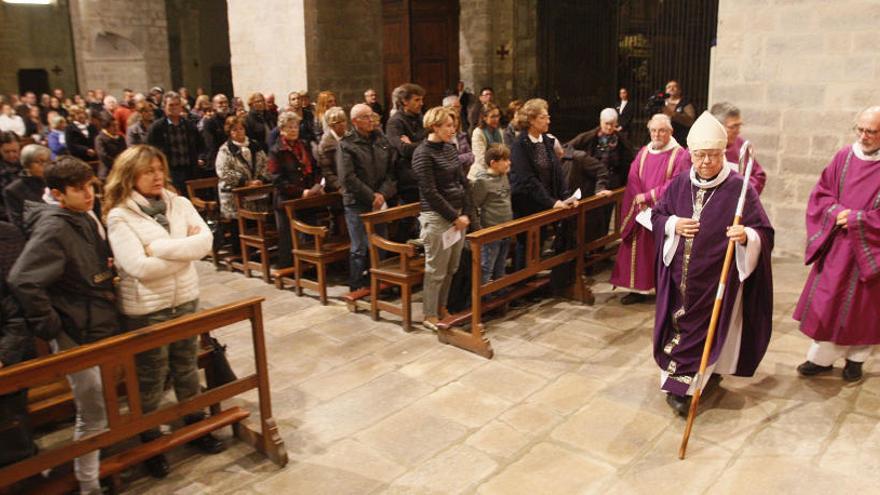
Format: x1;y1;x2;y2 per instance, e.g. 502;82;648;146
568;188;582;202
442;225;462;249
636;208;653;230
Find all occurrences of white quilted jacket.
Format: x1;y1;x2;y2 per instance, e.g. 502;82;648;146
107;189;212;316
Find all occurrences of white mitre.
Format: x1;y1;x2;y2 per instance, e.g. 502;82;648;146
687;111;728;150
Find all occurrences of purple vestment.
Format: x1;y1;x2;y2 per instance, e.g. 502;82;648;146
652;171;774;396
610;145;691;291
725;136;767;195
794;145;880;345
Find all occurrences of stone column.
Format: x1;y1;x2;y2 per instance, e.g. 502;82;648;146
68;0;171;96
226;0;309;106
710;0;880;254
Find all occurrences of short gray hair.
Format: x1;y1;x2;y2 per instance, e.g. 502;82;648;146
647;113;672;130
21;144;50;169
323;106;346;127
710;102;740;123
442;95;459;107
599;107;618;123
278;111;301;129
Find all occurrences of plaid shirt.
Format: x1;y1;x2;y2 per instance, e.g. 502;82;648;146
165;119;191;169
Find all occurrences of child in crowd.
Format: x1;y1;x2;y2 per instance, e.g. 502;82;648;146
470;143;513;284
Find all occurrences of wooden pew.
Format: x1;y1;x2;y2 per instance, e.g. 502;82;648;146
277;192;350;304
437;189;625;358
186;177;232;269
356;203;424;331
233;185;277;282
0;297;287;494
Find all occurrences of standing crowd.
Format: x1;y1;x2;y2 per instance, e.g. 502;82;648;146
1;79;878;493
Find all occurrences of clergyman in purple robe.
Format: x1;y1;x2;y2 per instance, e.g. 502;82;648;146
610;114;691;304
711;102;768;195
794;106;880;382
651;111;775;417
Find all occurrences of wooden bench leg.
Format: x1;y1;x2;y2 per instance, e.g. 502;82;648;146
260;244;271;283
317;262;328;305
294;257;303;296
401;282;412;332
241;241;251;278
370;276;379;321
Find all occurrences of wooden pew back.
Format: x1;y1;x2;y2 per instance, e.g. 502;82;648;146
0;297;287;491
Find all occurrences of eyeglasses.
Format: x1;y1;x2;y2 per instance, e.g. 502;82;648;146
854;126;880;137
690;151;723;162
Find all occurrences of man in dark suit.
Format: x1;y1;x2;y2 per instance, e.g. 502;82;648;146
146;92;205;195
455;81;473;131
64;106;98;162
616;87;635;135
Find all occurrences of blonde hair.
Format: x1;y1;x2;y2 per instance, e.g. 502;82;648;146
315;91;336;122
102;145;172;220
422;106;456;131
514;98;548;132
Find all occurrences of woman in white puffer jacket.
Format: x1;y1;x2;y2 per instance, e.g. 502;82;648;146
103;144;225;478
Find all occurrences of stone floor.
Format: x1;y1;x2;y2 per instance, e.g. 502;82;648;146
121;255;880;495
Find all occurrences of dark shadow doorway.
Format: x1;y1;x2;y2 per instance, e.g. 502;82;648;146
18;69;50;96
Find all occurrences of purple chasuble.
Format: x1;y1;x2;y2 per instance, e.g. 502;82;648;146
725;136;767;195
652;171;774;396
794;145;880;345
611;144;691;291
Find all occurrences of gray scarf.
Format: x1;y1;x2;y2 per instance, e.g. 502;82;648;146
137;196;170;231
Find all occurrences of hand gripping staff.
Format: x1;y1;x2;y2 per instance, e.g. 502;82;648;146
678;141;755;459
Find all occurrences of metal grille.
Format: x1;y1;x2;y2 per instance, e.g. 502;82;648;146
618;0;719;144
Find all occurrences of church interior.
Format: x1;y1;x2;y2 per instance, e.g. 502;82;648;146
1;0;879;494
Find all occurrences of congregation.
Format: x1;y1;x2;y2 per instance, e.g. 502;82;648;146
1;78;878;494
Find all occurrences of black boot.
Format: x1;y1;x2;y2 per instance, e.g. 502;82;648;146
143;454;170;478
843;360;863;382
666;393;691;417
188;432;226;454
620;292;648;305
797;360;833;376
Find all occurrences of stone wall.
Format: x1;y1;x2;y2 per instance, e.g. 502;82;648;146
227;0;308;105
68;0;171;96
166;0;231;95
710;0;880;254
460;0;536;105
0;0;78;96
303;0;383;109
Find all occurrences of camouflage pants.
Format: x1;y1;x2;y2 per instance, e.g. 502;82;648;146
124;300;202;440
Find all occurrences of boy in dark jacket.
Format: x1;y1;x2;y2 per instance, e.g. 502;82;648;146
7;156;119;494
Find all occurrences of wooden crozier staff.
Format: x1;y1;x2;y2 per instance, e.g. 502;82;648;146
678;142;755;459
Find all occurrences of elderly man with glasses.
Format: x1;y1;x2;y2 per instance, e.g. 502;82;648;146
794;106;880;382
651;112;775;417
710;102;767;195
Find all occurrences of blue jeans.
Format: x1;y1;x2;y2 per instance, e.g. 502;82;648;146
344;206;386;290
480;238;510;284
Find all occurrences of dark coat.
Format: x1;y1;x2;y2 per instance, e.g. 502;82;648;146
316;131;342;193
2;174;45;231
566;127;635;188
386;111;426;195
616;100;635;132
7;202;120;344
200;114;227;170
64;123;98;161
146;117;204;169
336;130;397;209
509;132;568;218
268;137;320;207
245;110;271;152
0;221;30;366
94;131;127;178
